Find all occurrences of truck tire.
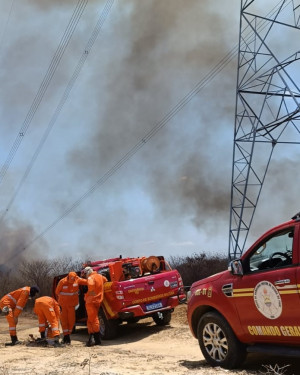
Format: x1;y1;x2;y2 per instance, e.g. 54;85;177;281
99;308;118;340
152;310;172;326
197;311;246;369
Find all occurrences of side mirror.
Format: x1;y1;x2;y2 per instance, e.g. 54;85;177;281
229;259;243;276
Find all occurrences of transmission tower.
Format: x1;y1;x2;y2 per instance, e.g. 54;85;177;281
229;0;300;260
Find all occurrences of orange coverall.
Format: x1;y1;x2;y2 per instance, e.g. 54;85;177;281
55;272;87;336
85;271;107;334
0;286;30;337
34;296;60;337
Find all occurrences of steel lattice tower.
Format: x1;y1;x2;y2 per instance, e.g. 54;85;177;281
229;0;300;260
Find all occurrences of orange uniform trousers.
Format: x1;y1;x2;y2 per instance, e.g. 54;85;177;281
86;302;101;334
60;305;76;336
34;297;60;337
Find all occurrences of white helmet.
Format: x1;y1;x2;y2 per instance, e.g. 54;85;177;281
82;266;93;277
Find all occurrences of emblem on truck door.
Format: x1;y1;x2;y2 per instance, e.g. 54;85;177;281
253;281;282;319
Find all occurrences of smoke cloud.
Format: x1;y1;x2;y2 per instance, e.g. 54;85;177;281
6;1;295;266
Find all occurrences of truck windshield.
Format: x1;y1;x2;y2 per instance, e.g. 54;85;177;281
249;229;293;271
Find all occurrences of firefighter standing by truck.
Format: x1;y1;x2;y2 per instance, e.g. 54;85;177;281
55;271;87;344
33;296;61;346
81;266;107;346
0;285;40;346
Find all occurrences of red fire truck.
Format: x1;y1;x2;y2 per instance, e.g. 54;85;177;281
53;255;186;339
187;213;300;369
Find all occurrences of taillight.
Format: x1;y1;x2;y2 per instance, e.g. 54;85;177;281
178;277;184;287
115;290;124;300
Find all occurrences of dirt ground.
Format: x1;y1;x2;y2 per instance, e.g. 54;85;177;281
0;305;299;375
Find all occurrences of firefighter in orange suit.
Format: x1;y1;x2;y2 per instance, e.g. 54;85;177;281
55;271;87;344
34;296;61;345
0;285;40;345
81;266;107;346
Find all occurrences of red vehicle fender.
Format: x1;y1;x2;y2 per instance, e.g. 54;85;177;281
187;272;245;342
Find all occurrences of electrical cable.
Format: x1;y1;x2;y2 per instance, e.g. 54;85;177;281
0;0;115;226
2;0;294;264
0;0;88;186
0;0;15;56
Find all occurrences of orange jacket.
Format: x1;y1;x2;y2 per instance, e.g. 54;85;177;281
84;271;107;304
34;296;60;317
55;272;87;307
0;286;30;318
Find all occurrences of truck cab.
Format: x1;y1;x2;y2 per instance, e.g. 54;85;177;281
187;213;300;369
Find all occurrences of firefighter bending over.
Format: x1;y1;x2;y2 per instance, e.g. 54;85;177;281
81;266;107;346
34;296;61;346
0;285;40;345
55;271;87;344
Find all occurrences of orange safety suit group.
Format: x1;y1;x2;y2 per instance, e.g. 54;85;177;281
34;296;60;337
0;286;30;337
85;271;107;334
55;271;87;337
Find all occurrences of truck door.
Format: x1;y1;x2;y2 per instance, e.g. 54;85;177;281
232;226;300;343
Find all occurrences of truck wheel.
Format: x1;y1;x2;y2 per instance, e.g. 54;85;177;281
197;311;246;369
99;308;118;340
152;310;172;326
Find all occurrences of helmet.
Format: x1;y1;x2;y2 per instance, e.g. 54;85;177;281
30;285;40;298
81;266;93;277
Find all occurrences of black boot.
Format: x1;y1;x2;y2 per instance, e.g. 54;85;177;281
11;335;21;345
53;335;64;347
62;334;70;344
86;334;95;347
94;332;101;346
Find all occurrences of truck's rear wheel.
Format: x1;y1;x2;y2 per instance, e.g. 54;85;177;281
197;311;246;369
99;308;118;339
152;310;172;326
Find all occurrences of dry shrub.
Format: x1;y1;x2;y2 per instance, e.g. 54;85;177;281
0;256;84;299
168;252;228;288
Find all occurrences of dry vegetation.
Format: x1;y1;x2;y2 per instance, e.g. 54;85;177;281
0;254;298;375
0;252;227;298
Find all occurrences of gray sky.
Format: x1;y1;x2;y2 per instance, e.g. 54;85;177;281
0;0;298;267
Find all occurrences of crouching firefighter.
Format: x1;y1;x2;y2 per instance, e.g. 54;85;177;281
34;296;61;346
55;271;87;344
81;266;107;346
0;285;40;345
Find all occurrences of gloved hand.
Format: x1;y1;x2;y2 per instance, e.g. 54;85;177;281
40;331;45;339
1;306;9;316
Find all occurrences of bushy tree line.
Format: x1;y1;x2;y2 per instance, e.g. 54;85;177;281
0;253;228;300
0;257;83;299
168;252;228;288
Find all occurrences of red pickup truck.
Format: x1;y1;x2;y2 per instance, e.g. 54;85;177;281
53;255;185;339
187;213;300;369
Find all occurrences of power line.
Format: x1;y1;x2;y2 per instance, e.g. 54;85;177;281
0;0;15;56
0;0;88;186
3;0;292;264
0;0;115;226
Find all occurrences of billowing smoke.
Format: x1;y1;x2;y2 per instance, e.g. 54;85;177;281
0;218;48;269
67;0;236;231
5;0;296;264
